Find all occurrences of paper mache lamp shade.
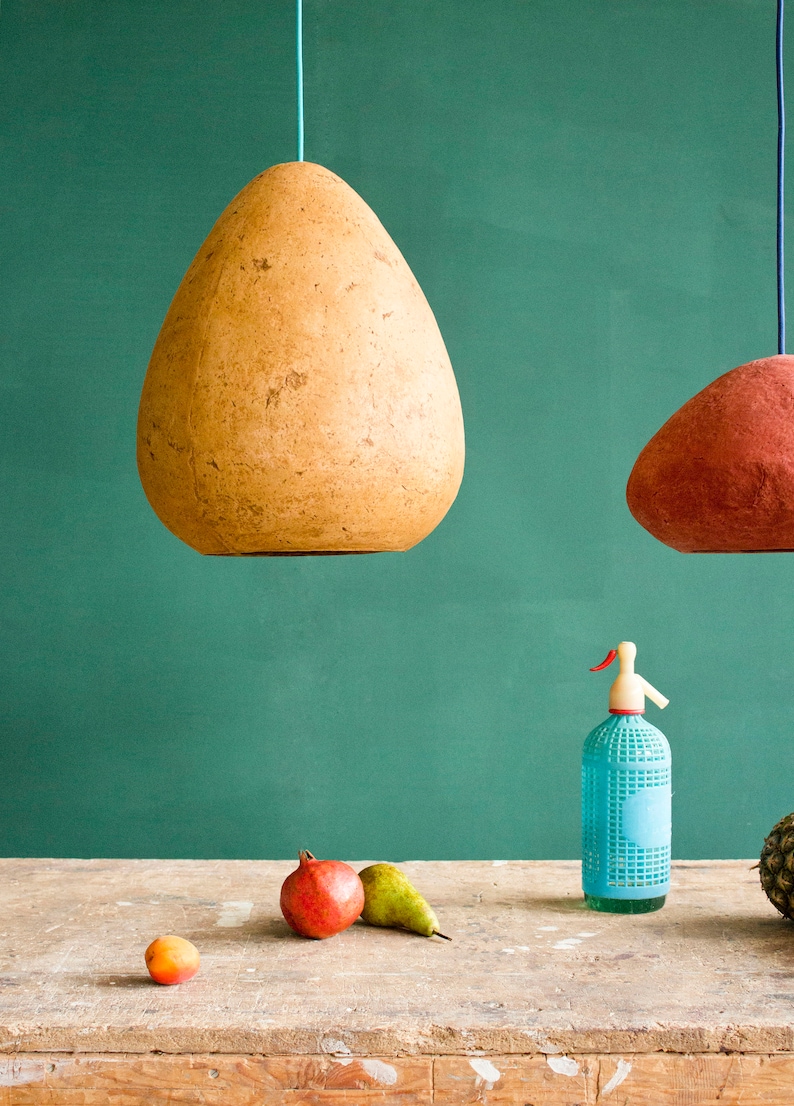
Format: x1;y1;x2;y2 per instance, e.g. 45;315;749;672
137;162;465;555
626;355;794;552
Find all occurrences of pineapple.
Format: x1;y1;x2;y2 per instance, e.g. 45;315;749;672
760;813;794;919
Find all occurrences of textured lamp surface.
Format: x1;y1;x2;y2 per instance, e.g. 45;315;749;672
137;162;465;555
626;355;794;552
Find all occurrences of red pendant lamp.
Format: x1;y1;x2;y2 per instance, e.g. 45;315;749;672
627;1;794;553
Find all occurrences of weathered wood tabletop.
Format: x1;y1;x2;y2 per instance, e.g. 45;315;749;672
0;858;791;1104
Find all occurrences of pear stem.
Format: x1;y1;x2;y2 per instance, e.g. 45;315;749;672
434;931;452;941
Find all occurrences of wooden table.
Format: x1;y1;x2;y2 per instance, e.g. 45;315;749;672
0;859;791;1104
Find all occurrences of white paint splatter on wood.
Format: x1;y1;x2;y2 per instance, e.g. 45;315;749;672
547;1055;580;1077
0;1059;49;1086
470;1058;501;1087
361;1059;397;1085
321;1037;351;1055
602;1057;632;1094
215;901;253;927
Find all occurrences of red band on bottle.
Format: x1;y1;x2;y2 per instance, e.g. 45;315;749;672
609;708;645;715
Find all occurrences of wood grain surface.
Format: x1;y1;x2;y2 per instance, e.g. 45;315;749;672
0;859;790;1058
0;1053;431;1105
4;1053;794;1104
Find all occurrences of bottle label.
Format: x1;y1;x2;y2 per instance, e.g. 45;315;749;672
620;784;671;848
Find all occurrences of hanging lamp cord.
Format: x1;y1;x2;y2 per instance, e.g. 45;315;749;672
296;0;305;161
778;0;786;353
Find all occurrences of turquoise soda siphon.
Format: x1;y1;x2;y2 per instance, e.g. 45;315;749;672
582;642;671;914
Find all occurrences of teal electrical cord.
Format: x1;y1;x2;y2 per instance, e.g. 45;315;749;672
296;0;304;161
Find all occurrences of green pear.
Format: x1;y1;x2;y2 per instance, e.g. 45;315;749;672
358;864;451;939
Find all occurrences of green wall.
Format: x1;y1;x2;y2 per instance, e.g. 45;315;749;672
1;0;791;860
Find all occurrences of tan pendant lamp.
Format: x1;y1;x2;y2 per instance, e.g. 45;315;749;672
136;10;464;556
627;1;794;553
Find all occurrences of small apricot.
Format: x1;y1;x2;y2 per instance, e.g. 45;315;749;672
145;935;200;985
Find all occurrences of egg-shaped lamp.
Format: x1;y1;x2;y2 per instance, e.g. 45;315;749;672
137;162;465;555
626;355;794;552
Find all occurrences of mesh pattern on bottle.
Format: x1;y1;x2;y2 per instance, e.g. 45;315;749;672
585;720;668;762
582;762;600;882
606;764;670;887
582;717;671;891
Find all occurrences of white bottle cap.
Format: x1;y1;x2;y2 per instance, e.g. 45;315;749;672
590;641;669;714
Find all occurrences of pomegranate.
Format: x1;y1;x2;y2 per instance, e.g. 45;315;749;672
280;850;364;939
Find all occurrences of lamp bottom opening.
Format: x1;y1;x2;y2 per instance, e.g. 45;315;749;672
686;548;794;554
209;550;386;557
